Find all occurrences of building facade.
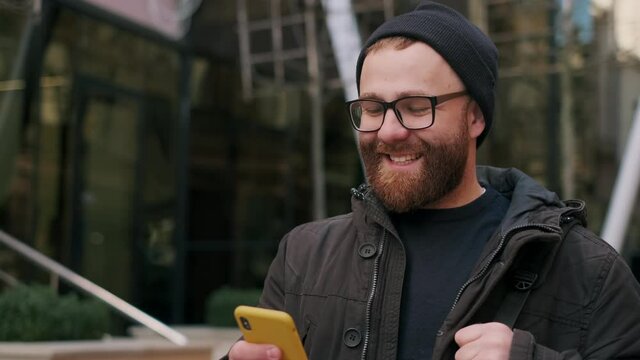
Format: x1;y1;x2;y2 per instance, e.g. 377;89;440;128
0;0;638;328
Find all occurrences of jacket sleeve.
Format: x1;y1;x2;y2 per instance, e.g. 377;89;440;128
509;255;640;359
258;232;290;310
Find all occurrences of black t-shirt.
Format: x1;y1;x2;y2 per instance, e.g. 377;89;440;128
392;185;509;360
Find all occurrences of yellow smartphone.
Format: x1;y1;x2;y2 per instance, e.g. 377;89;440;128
234;305;308;360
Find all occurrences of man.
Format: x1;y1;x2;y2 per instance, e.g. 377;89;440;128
228;1;640;359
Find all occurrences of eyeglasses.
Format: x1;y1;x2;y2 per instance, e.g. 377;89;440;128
346;91;468;132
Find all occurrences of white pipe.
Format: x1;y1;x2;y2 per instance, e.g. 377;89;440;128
321;0;366;174
601;97;640;251
321;0;361;101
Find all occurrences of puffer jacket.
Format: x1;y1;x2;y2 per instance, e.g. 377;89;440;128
257;166;640;359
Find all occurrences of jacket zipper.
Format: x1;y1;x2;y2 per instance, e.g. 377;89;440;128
449;223;560;312
360;231;386;360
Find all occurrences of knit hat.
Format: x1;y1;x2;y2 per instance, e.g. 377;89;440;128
355;1;499;146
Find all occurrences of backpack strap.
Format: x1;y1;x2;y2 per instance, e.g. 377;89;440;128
494;219;580;328
493;270;537;327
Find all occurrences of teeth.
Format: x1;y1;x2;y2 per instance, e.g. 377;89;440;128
389;154;420;163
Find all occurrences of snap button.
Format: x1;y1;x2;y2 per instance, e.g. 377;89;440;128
358;243;377;258
343;328;362;347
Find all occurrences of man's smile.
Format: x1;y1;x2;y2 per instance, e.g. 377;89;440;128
386;153;423;165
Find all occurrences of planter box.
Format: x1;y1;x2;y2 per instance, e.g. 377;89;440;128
0;339;212;360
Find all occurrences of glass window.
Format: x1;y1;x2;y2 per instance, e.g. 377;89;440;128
27;6;182;323
0;0;34;290
0;2;31;239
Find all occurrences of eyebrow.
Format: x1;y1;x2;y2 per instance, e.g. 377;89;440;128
359;90;432;100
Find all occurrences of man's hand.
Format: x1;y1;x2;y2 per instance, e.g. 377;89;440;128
228;340;282;360
454;322;513;360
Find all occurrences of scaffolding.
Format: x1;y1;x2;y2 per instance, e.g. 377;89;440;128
236;0;393;99
236;0;393;219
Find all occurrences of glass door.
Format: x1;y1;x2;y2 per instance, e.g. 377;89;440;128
69;77;178;322
70;82;141;303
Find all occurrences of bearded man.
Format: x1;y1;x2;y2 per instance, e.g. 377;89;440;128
227;1;640;359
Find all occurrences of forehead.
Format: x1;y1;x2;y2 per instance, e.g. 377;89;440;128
360;42;463;97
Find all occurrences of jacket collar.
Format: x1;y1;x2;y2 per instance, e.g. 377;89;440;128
476;166;587;286
478;166;569;231
350;166;587;237
350;183;398;238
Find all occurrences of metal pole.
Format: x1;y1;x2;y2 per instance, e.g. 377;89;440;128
601;98;640;251
320;0;365;179
272;0;284;86
0;230;188;346
320;0;361;102
237;0;253;100
559;0;576;199
306;0;326;220
546;1;561;193
172;51;192;324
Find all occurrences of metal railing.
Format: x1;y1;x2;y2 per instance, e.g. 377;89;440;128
0;229;188;346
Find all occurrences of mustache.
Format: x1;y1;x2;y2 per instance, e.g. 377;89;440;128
373;140;432;154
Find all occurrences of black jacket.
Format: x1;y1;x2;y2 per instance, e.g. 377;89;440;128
258;166;640;359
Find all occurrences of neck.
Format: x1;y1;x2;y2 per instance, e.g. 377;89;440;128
423;178;484;209
423;153;482;209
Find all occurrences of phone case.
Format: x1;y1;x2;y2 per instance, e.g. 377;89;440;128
234;305;308;360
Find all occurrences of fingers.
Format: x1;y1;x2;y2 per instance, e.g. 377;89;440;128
454;340;479;360
454;322;513;360
454;323;483;346
228;340;283;360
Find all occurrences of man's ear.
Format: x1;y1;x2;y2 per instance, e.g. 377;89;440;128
467;101;485;139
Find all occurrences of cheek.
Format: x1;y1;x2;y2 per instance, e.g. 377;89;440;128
358;132;377;146
412;130;435;143
420;115;469;142
411;126;446;144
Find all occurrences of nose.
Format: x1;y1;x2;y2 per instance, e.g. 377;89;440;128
377;108;411;143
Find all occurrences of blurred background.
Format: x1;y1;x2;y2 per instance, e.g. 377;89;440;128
0;0;639;350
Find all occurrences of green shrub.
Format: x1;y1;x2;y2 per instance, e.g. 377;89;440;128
205;287;262;327
0;284;110;341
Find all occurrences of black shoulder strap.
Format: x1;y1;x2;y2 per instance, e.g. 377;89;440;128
494;219;580;328
493;269;537;327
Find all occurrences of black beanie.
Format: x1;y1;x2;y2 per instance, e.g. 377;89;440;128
355;1;498;146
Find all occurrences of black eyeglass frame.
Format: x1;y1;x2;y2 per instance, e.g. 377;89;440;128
345;90;468;132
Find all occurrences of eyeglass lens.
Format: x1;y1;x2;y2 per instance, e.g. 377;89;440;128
349;97;434;131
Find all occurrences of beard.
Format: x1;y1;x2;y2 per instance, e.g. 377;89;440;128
359;121;470;213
